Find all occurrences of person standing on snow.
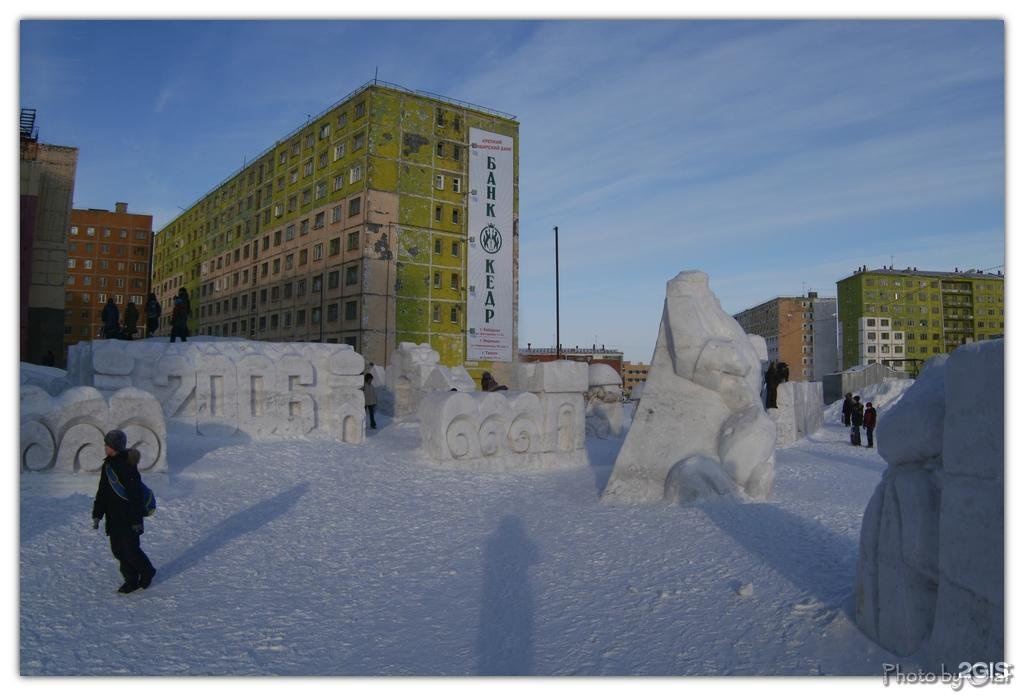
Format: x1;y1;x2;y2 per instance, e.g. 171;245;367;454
850;395;865;446
144;293;161;338
841;392;854;426
863;401;877;448
101;298;120;339
92;429;156;594
361;372;378;429
123;300;139;340
169;296;189;343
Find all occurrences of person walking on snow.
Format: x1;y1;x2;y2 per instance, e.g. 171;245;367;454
92;429;156;594
850;395;864;446
863;401;877;448
841;392;854;426
361;372;378;429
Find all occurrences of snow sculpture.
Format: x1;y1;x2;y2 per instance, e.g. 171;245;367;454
20;363;73;396
64;339;366;442
418;360;588;471
855;341;1003;665
385;342;476;417
20;385;167;473
585;363;625;439
602;271;776;504
769;381;824;447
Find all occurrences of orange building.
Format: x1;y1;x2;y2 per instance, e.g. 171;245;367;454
621;361;649;397
64;203;153;359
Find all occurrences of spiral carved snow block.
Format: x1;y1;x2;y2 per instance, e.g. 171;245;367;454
585;363;625;439
602;271;776;504
65;338;366;442
854;341;1003;667
19;385;167;473
419;362;588;471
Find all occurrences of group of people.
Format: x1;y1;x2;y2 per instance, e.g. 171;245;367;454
841;392;877;447
97;288;191;343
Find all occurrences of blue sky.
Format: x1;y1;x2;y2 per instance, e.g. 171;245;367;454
18;19;1005;362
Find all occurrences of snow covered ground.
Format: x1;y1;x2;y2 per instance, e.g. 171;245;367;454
20;394;924;678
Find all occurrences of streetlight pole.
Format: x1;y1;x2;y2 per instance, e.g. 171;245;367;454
554;226;561;359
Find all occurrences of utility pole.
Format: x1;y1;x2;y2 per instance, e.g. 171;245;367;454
554;226;561;359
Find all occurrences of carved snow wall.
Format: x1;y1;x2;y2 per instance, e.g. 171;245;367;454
385;341;476;418
602;271;776;504
855;340;1003;666
418;361;588;471
769;381;824;447
585;363;625;439
21;385;167;473
65;339;365;442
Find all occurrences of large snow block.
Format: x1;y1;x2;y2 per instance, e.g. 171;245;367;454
516;360;588;393
585;363;625;439
20;386;167;473
386;342;474;417
771;381;824;447
943;340;1003;480
854;340;1004;667
602;271;774;504
418;386;587;472
61;338;365;443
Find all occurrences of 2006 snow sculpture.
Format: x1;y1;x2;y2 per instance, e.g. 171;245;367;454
855;340;1003;666
65;339;365;442
602;271;776;504
585;363;625;439
386;342;476;417
418;360;588;471
20;385;167;473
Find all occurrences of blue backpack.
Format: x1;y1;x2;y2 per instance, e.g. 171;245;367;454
105;462;157;517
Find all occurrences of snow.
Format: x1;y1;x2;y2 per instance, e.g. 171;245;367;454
20;408;917;675
823;378;915;424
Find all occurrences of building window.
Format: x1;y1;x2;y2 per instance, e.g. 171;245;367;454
452;177;461;193
313;243;323;261
333;175;345;191
347;231;360;251
300;219;309;235
299;249;308;266
329;237;341;256
345;301;357;321
451;209;460;224
434;174;445;190
451;273;459;290
434;205;443;222
349;164;363;183
354;101;365;118
451;241;460;257
332;205;342;223
434;239;442;254
319;123;330;140
327;303;339;322
311;307;321;324
328;270;340;289
345;264;358;286
333;143;346;161
348;197;361;217
432;304;440;322
436;141;445;157
450;305;459;324
314;212;325;229
433;272;442;289
352;132;365;150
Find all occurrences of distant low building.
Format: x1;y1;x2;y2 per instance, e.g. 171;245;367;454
621;361;649;398
519;344;623;378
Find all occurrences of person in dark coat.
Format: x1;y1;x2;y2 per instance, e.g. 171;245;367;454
101;298;120;339
177;288;192;324
863;401;877;448
144;293;161;338
481;371;507;392
92;429;156;593
764;362;780;409
361;373;378;429
850;395;865;446
841;393;854;426
169;297;189;343
123;301;140;340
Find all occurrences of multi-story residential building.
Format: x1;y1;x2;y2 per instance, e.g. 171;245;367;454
151;81;519;379
20;109;78;366
835;266;1005;375
519;344;624;379
64;203;154;353
733;292;838;381
621;361;650;398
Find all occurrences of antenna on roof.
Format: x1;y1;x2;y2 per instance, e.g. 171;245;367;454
374;66;379;85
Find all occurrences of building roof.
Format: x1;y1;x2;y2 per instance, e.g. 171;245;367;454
837;266;1004;284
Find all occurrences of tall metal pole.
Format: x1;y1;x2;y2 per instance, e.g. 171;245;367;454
554;226;561;359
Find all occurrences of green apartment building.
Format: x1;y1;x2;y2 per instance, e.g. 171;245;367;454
836;266;1004;375
152;81;519;373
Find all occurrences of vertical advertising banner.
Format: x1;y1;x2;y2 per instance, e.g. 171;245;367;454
467;128;514;362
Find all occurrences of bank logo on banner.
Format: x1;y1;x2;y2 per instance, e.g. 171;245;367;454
480;224;502;254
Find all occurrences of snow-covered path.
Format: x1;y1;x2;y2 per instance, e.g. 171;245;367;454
20;416;914;676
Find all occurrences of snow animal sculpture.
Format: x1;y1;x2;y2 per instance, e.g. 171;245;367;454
418;360;588;471
855;340;1003;666
602;271;776;504
585;363;625;439
385;342;476;417
20;385;167;473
